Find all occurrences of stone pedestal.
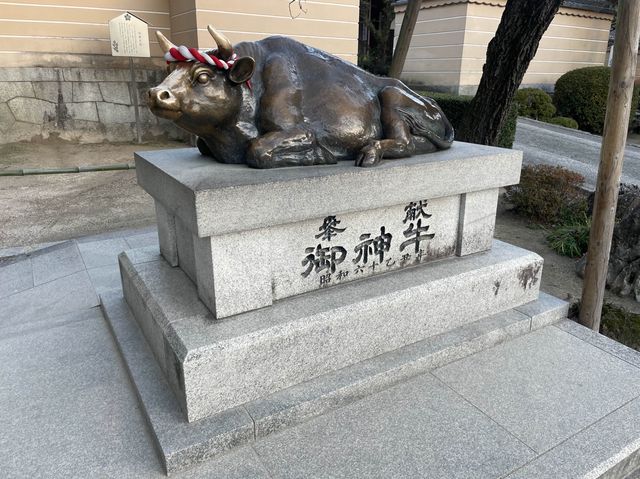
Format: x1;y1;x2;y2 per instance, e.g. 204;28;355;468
119;142;542;424
101;142;577;473
135;143;521;319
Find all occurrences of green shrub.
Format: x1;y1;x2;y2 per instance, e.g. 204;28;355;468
601;303;640;351
547;116;579;129
421;91;518;148
515;88;556;120
504;164;587;225
554;66;640;134
546;212;591;257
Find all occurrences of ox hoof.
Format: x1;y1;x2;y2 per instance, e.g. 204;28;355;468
356;146;382;168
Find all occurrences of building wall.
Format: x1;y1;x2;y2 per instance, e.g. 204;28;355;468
0;0;359;144
0;0;171;60
190;0;359;65
394;2;468;90
395;0;613;95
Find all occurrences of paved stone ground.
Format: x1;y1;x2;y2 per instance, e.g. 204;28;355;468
514;118;640;189
2;228;640;478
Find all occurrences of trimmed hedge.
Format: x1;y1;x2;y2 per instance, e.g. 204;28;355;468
422;91;517;148
515;88;556;120
504;164;587;225
554;66;640;135
547;116;579;129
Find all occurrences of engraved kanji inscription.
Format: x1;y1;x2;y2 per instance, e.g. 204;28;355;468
403;200;432;224
301;244;347;277
400;219;435;253
315;215;346;241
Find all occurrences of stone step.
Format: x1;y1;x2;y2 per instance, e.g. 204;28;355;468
101;291;568;474
119;240;544;422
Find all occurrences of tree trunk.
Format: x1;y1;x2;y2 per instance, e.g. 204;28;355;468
389;0;421;79
580;0;640;331
457;0;562;145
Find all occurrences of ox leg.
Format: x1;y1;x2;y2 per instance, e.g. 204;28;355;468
356;86;428;167
247;128;334;168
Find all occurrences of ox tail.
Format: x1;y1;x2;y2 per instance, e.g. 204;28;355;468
397;98;454;150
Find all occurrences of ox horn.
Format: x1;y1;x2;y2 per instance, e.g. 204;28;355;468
207;25;233;60
156;30;177;53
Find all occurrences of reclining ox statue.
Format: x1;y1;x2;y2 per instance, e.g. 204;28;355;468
148;26;454;169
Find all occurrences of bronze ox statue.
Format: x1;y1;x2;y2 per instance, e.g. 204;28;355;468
148;26;454;169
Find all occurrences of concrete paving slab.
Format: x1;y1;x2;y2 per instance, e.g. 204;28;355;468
87;264;122;296
1;307;99;340
124;231;159;249
556;319;640;370
0;308;159;478
31;241;85;285
246;308;536;440
0;270;99;331
124;244;163;265
77;237;129;269
0;255;33;298
516;291;570;330
0;306;270;479
505;397;640;479
433;326;640;453
0;240;64;259
253;373;536;479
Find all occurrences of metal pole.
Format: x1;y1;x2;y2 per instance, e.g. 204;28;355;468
579;0;640;331
129;56;142;144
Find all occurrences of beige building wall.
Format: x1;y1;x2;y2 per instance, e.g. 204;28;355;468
190;0;359;64
0;0;359;144
0;0;171;65
394;1;468;90
395;0;613;95
0;0;359;66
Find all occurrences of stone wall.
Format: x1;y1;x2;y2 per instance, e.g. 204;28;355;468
0;65;184;144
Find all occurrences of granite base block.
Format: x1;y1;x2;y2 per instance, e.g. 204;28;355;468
136;143;522;317
100;294;254;475
101;291;567;475
120;239;543;422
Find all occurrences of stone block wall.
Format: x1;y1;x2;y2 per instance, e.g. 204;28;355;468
0;66;184;144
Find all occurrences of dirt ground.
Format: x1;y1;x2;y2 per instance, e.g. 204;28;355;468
495;207;640;315
0;140;185;247
1;139;639;314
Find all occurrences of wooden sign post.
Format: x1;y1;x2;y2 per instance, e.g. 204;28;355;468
579;0;640;331
108;12;150;144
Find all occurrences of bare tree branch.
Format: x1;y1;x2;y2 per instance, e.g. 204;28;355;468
289;0;308;19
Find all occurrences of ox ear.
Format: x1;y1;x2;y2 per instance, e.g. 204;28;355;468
228;57;255;84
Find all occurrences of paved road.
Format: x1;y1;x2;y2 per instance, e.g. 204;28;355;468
514;117;640;190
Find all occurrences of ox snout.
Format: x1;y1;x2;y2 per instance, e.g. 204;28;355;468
148;87;182;120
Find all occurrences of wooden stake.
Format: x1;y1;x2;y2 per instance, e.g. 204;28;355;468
389;0;421;79
579;0;640;331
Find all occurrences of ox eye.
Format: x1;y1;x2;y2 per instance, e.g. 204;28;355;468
196;73;210;84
